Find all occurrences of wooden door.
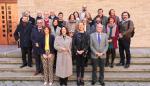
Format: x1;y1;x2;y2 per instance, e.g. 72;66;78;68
0;2;18;45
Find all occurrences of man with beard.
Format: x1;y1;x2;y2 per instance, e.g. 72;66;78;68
14;15;33;68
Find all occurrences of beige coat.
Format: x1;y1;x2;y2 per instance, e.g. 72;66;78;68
54;35;73;78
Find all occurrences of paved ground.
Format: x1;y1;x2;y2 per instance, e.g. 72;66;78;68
0;81;150;86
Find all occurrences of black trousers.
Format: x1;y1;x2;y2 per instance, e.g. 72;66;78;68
76;54;85;78
21;47;32;66
59;77;68;85
33;53;43;72
119;38;131;65
106;48;116;65
92;58;105;83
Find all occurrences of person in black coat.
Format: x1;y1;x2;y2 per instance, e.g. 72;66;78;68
14;15;33;68
20;11;35;26
72;21;90;86
31;18;44;75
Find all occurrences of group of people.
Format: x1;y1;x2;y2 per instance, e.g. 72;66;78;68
14;5;135;86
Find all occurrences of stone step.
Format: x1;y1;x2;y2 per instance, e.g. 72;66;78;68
0;47;150;58
0;64;150;73
0;72;150;82
0;57;150;65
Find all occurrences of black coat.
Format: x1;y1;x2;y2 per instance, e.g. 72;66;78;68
31;27;44;54
72;31;90;56
40;34;56;55
20;16;35;25
14;22;33;48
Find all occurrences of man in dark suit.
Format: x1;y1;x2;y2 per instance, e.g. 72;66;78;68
14;15;33;68
31;18;44;75
90;24;108;86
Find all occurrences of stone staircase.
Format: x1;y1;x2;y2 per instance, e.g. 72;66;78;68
0;45;150;82
0;56;150;82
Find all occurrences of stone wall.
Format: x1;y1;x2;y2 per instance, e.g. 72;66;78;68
17;0;150;47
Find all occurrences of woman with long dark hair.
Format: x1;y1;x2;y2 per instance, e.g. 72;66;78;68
54;27;72;86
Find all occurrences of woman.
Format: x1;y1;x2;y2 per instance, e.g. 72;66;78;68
54;27;72;86
109;9;120;26
72;22;89;86
40;26;55;86
105;17;119;68
66;14;78;35
50;18;61;37
73;11;80;21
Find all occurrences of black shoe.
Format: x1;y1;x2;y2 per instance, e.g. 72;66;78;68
91;81;96;85
124;64;130;68
116;63;124;66
20;64;27;68
80;80;84;85
110;64;114;68
100;82;105;86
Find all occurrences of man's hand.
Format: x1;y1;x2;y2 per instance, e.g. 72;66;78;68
35;43;39;47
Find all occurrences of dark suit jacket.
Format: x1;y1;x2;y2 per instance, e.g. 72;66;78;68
14;22;33;48
31;27;44;54
40;34;56;55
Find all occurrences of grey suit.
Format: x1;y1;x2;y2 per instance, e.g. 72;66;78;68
90;32;108;83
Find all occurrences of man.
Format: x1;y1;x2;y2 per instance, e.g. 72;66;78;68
49;11;58;20
117;11;134;68
80;4;88;20
90;24;108;86
14;15;33;68
94;8;108;29
31;18;44;75
57;12;66;28
94;16;106;33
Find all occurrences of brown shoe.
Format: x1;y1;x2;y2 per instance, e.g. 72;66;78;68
34;71;40;76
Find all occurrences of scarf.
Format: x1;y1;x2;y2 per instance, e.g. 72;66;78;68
106;24;117;37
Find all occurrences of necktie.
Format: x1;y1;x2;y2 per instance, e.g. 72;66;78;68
98;33;101;44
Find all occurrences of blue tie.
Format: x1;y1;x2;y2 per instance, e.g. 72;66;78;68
98;33;101;44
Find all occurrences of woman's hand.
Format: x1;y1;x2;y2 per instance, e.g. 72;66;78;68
43;54;47;59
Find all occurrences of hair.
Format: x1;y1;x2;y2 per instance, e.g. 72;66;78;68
44;26;51;34
107;17;116;24
121;11;130;18
85;12;92;22
98;8;103;12
109;9;115;16
58;12;63;16
73;11;80;18
68;14;76;20
60;26;69;36
52;18;59;26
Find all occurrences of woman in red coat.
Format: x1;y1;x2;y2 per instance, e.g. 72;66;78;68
105;17;119;68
